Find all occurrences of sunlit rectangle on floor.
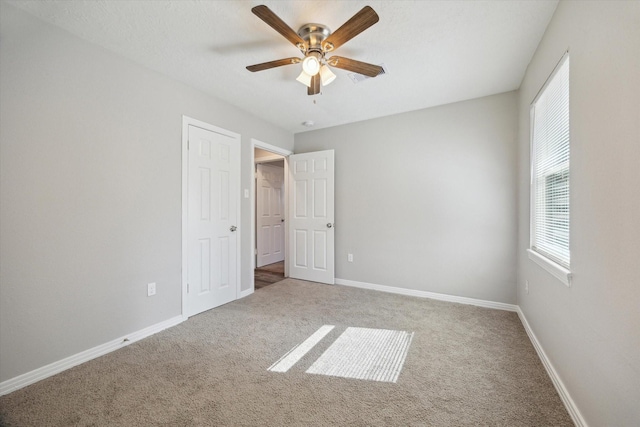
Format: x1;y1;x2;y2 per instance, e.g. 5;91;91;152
306;327;414;383
268;325;335;373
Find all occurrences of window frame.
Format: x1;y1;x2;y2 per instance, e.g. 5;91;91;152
528;51;572;287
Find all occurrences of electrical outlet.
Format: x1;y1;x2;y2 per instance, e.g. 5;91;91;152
525;280;529;295
347;253;353;262
147;282;156;297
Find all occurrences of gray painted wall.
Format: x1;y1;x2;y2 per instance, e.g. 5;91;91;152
516;1;640;425
0;4;293;382
295;92;518;304
3;3;639;424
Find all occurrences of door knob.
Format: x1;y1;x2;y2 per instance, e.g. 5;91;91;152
327;223;333;228
230;225;237;232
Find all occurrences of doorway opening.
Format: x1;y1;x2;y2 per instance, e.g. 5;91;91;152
255;260;285;290
251;140;292;291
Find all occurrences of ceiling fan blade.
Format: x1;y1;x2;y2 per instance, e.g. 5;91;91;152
308;74;320;95
322;6;379;51
327;56;383;77
246;57;301;72
252;5;307;50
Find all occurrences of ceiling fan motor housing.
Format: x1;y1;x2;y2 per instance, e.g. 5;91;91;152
297;23;331;53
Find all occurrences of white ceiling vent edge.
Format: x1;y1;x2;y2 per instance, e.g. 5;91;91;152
348;63;388;84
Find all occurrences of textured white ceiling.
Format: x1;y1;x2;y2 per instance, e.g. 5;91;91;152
7;0;558;133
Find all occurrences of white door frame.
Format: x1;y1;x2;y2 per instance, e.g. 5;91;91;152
181;115;242;318
250;139;292;291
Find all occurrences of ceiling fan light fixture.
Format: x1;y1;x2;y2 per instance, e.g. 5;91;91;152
247;5;381;96
319;65;336;86
302;56;321;76
296;70;313;87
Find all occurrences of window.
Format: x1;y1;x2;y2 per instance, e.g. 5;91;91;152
529;53;571;285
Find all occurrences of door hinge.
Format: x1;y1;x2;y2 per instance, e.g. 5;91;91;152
187;283;190;293
187;139;190;150
255;248;257;255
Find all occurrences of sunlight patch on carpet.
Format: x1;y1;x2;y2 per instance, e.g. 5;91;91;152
306;327;414;383
268;325;335;373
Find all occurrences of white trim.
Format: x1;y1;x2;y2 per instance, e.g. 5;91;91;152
0;315;184;396
529;52;571;276
239;287;254;299
335;278;518;312
517;308;587;427
527;249;572;287
530;50;570;106
181;116;189;319
251;139;292;158
250;138;292;294
255;154;284;163
282;156;290;279
182;116;243;316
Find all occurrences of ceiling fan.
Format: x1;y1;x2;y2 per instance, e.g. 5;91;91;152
246;5;383;95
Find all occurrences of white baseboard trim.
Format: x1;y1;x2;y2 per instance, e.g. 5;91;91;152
335;278;518;312
239;288;254;298
517;308;587;427
0;315;184;396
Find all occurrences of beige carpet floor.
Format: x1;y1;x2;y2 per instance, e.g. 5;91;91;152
0;279;572;426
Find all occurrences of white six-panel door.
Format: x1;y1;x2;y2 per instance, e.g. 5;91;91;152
256;163;285;267
288;150;335;284
186;124;239;317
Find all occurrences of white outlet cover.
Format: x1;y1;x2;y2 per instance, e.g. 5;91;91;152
147;282;156;296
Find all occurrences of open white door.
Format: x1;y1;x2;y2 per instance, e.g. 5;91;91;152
186;124;239;317
256;163;285;267
288;150;335;284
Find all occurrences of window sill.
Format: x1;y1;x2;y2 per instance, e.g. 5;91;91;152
527;249;572;287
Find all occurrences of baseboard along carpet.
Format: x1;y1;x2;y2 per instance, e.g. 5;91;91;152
0;279;572;426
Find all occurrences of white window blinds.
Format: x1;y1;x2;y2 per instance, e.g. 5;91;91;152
531;54;570;268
